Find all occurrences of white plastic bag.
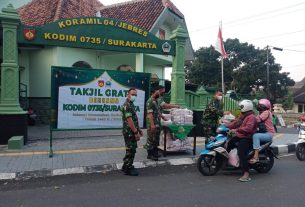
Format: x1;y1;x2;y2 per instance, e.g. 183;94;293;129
220;113;235;125
228;148;240;167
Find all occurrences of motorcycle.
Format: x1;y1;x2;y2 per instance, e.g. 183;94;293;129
296;122;305;161
27;108;37;126
197;124;277;176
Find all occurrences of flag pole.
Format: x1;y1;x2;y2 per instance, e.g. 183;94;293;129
221;56;225;94
220;21;225;94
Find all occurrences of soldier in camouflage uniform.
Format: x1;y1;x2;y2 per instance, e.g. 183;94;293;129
158;86;180;110
121;88;143;176
145;86;164;160
202;91;224;144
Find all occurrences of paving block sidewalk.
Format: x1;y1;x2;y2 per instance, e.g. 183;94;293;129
0;126;299;180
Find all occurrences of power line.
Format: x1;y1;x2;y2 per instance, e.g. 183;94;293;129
189;2;305;33
223;7;305;30
224;2;305;26
281;42;305;48
283;48;305;53
282;64;305;68
246;29;305;41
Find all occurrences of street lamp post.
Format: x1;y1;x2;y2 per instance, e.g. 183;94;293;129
266;45;270;99
266;45;283;99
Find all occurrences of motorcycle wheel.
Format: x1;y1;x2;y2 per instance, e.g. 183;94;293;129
254;150;274;173
197;154;221;176
296;144;305;161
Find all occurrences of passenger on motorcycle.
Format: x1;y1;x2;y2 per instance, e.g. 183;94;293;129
225;100;257;182
249;99;275;164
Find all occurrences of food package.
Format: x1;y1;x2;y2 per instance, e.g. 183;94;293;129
170;108;193;125
220;113;236;125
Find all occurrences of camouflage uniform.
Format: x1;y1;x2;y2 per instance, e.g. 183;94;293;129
121;99;140;171
157;96;166;114
202;98;223;143
145;97;162;151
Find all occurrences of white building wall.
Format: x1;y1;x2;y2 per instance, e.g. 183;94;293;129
28;47;55;97
145;65;164;80
101;53;136;70
54;47;98;68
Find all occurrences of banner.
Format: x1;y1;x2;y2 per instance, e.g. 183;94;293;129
51;66;151;129
18;17;175;56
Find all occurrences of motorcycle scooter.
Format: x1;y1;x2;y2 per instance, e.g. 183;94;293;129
197;125;277;176
296;122;305;161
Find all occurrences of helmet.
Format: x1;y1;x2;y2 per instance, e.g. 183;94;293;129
257;99;271;111
239;100;253;112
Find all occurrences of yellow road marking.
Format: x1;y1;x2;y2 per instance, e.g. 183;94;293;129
0;143;205;157
1;134;284;157
0;147;128;157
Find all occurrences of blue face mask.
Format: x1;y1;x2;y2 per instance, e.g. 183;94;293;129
130;95;136;102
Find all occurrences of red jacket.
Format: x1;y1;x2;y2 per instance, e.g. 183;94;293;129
226;111;257;139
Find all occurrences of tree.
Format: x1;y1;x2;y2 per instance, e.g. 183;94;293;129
186;46;225;86
186;38;295;102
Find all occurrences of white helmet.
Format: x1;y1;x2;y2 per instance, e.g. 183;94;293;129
239;100;253;112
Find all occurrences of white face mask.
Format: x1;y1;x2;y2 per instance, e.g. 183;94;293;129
217;96;222;100
130;95;136;102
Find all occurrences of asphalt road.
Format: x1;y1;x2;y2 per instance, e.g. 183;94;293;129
1;155;305;207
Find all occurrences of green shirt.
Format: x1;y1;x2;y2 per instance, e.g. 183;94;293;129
146;96;162;127
122;99;139;135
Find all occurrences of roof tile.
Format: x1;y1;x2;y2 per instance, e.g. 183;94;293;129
18;0;103;26
17;0;184;31
99;0;184;31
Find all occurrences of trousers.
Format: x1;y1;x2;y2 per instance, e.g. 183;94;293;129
227;137;252;173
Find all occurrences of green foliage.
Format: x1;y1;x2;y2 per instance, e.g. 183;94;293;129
186;38;295;102
282;91;294;110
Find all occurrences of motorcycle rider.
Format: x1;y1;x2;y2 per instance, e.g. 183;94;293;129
226;100;257;182
249;99;275;164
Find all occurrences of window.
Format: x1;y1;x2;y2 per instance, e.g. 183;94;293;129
298;104;304;113
159;29;165;40
72;61;92;68
116;65;134;72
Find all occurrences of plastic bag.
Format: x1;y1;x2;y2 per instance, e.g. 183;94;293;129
220;113;235;125
228;148;239;167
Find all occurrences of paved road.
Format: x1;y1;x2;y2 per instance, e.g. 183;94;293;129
1;155;304;207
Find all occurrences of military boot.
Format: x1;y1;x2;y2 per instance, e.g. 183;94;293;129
121;164;127;172
153;148;162;158
147;150;158;161
124;167;139;176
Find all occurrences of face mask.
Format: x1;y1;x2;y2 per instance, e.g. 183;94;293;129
130;95;136;102
216;96;222;100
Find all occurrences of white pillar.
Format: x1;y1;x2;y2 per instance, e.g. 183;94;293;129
135;53;144;72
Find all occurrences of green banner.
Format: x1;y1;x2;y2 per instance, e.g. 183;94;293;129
51;66;151;129
18;17;175;56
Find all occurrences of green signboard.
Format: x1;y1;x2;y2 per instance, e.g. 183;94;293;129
18;17;175;56
51;66;151;130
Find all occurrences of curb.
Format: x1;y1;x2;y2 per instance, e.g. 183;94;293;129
272;143;297;155
0;143;298;181
0;157;197;181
